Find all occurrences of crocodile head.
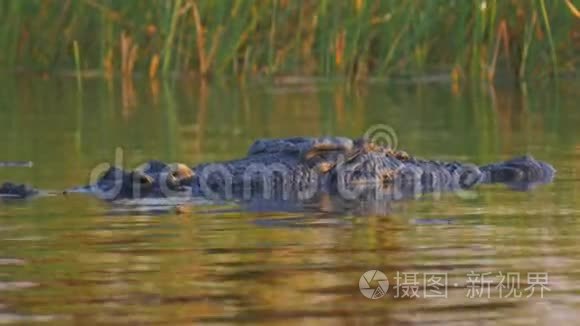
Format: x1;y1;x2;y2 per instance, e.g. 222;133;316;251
65;160;195;200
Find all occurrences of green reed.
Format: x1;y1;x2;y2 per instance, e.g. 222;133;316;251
0;0;576;80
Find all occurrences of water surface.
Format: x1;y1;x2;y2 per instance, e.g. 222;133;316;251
0;77;579;324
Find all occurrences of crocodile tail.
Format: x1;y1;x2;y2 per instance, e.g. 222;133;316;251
478;155;555;190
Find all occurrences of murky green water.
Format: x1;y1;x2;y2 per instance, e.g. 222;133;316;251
0;77;579;324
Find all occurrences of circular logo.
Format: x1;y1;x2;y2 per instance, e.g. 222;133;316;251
359;270;389;299
363;124;398;150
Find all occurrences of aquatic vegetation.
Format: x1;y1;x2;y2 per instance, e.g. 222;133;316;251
0;0;577;80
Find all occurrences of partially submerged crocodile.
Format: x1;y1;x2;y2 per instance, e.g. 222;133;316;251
0;182;38;199
71;136;554;202
1;137;555;207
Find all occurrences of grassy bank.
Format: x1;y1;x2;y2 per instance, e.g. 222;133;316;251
0;0;578;80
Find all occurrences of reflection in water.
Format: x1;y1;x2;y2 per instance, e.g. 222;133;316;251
121;76;137;118
0;78;579;324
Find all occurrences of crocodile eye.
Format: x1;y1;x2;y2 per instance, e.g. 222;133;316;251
165;172;179;186
170;164;194;183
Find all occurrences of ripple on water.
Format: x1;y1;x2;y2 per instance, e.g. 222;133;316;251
0;258;25;266
0;281;38;291
2;236;45;242
0;313;59;324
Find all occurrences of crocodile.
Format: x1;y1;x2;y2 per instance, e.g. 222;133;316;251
59;136;555;204
0;161;37;199
0;182;38;199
